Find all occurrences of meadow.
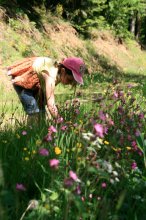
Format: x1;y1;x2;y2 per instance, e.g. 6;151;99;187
1;65;146;220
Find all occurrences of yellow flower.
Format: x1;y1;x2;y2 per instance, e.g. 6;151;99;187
104;140;109;145
24;157;29;161
32;150;36;154
77;143;82;148
23;148;27;151
36;139;41;146
44;204;50;209
126;146;131;150
55;147;62;155
112;147;121;152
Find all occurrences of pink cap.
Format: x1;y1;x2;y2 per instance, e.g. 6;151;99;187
61;57;85;84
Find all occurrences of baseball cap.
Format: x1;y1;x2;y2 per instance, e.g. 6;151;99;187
61;57;85;84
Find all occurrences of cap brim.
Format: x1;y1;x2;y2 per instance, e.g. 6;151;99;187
72;71;83;85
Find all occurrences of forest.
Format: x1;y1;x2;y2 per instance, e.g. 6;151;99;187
1;0;146;44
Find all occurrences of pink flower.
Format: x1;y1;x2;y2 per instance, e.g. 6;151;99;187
22;130;27;135
131;162;137;170
94;123;104;138
49;159;59;168
57;117;64;124
101;182;107;188
69;171;78;182
38;148;49;156
43;134;52;142
113;92;118;98
48;126;57;133
99;111;106;121
74;185;81;195
61;125;67;131
16;183;26;191
74;109;80;114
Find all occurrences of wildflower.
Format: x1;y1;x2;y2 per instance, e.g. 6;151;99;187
99;111;106;121
126;146;131;150
74;109;80;114
23;148;27;151
16;183;26;191
89;194;93;199
81;196;85;202
101;182;107;188
94;123;105;138
131;162;137;170
49;159;59;168
74;185;81;195
36;139;42;146
48;125;57;133
77;143;82;148
32;150;36;154
43;134;52;142
28;200;39;210
22;130;27;135
39;148;49;156
69;171;80;182
64;177;74;188
112;171;118;176
104;140;109;145
24;157;29;161
55;147;62;155
61;125;67;131
56;117;64;124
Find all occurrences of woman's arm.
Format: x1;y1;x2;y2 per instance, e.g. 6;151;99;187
42;71;59;118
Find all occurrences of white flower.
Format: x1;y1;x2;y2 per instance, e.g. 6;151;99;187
112;171;118;176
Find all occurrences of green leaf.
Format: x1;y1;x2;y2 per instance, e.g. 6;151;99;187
50;192;59;201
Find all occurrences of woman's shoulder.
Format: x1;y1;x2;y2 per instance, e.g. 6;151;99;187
32;57;55;73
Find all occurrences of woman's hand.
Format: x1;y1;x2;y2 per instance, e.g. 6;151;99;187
42;71;59;119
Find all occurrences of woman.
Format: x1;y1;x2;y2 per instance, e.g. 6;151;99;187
7;56;85;119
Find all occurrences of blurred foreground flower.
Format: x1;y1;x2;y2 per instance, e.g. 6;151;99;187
55;147;62;155
69;171;80;182
49;159;59;168
38;148;49;156
22;130;27;135
48;125;57;133
131;162;137;170
16;183;26;191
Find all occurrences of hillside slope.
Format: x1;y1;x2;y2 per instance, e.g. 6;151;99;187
0;7;146;86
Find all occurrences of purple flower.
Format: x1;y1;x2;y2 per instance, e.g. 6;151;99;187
16;183;26;191
131;162;137;170
64;177;74;188
74;185;81;195
38;148;49;156
43;134;52;142
101;182;107;188
49;159;59;168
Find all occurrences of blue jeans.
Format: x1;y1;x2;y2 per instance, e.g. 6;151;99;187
14;85;45;115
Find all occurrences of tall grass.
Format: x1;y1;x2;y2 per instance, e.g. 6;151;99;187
0;81;146;220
